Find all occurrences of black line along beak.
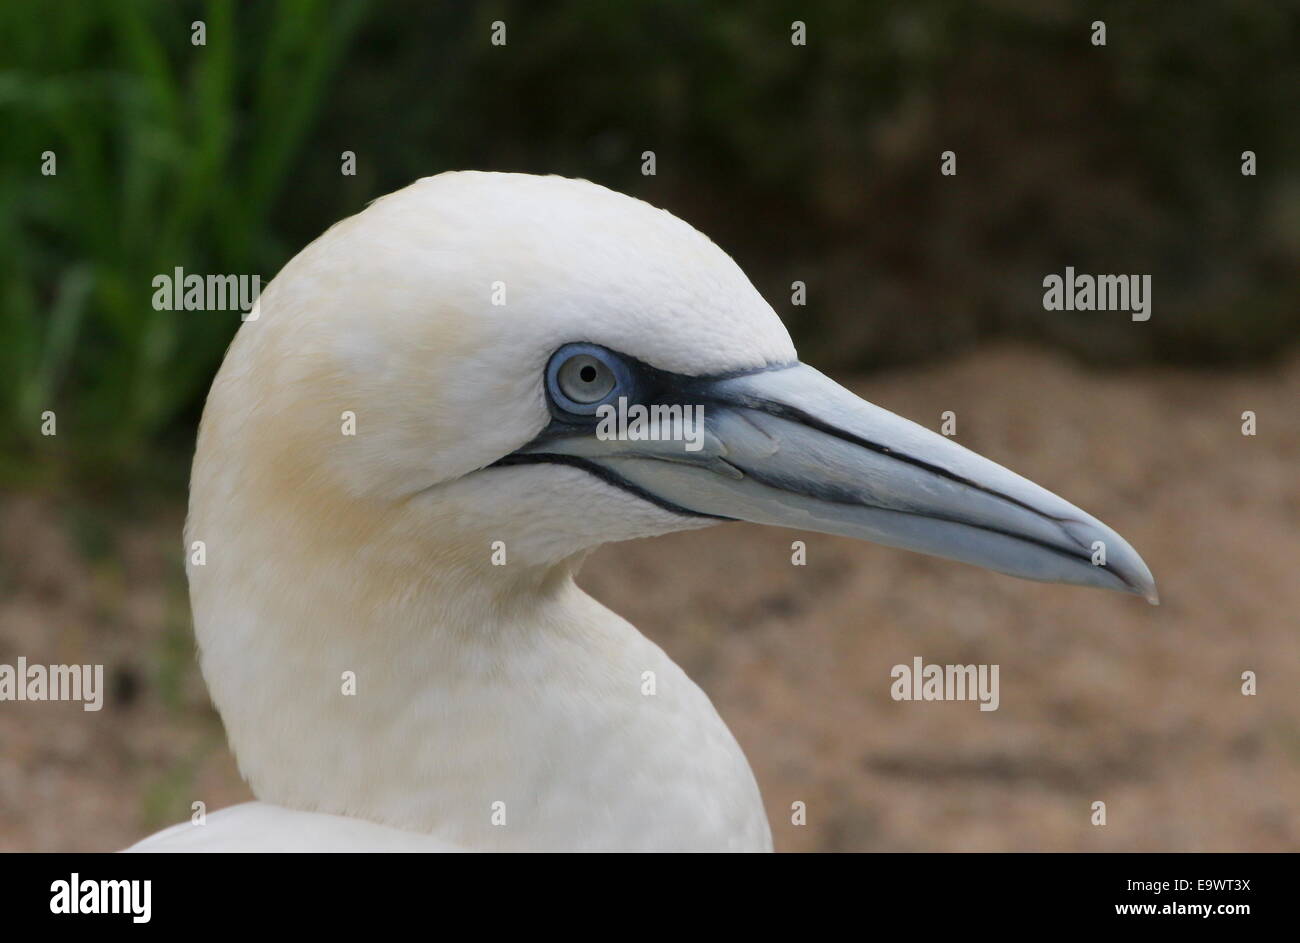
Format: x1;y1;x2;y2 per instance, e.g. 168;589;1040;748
497;355;1157;602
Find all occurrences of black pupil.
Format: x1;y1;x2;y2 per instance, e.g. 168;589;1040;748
579;365;598;383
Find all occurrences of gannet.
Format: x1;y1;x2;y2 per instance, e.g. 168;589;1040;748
128;171;1156;852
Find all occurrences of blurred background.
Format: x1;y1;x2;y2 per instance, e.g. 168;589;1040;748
1;0;1297;851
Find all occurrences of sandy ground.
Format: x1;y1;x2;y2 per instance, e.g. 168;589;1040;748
1;345;1297;852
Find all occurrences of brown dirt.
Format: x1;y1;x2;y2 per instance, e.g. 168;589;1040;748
2;345;1297;851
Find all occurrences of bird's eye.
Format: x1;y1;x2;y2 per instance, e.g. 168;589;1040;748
558;354;614;403
546;344;627;415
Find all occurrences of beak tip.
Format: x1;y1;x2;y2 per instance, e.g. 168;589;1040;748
1117;555;1158;605
1066;519;1157;605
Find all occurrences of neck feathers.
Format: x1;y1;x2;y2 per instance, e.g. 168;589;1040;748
186;460;771;850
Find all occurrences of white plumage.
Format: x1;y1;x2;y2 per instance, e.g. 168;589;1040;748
128;172;1153;852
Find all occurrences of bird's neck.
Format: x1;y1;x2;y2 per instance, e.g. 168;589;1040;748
188;493;771;851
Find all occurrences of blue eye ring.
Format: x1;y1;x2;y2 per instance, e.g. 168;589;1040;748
545;343;633;416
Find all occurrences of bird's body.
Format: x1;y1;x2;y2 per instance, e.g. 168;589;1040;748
128;172;1153;852
127;802;464;852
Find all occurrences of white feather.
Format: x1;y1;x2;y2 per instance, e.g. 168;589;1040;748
131;173;780;852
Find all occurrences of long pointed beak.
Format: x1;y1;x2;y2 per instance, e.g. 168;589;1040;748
512;362;1157;602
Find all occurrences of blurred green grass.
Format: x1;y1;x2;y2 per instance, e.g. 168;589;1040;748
1;0;1297;487
0;0;366;481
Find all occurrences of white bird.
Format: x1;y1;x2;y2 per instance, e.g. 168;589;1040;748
127;171;1156;852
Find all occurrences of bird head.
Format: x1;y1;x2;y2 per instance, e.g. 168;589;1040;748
196;171;1156;601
